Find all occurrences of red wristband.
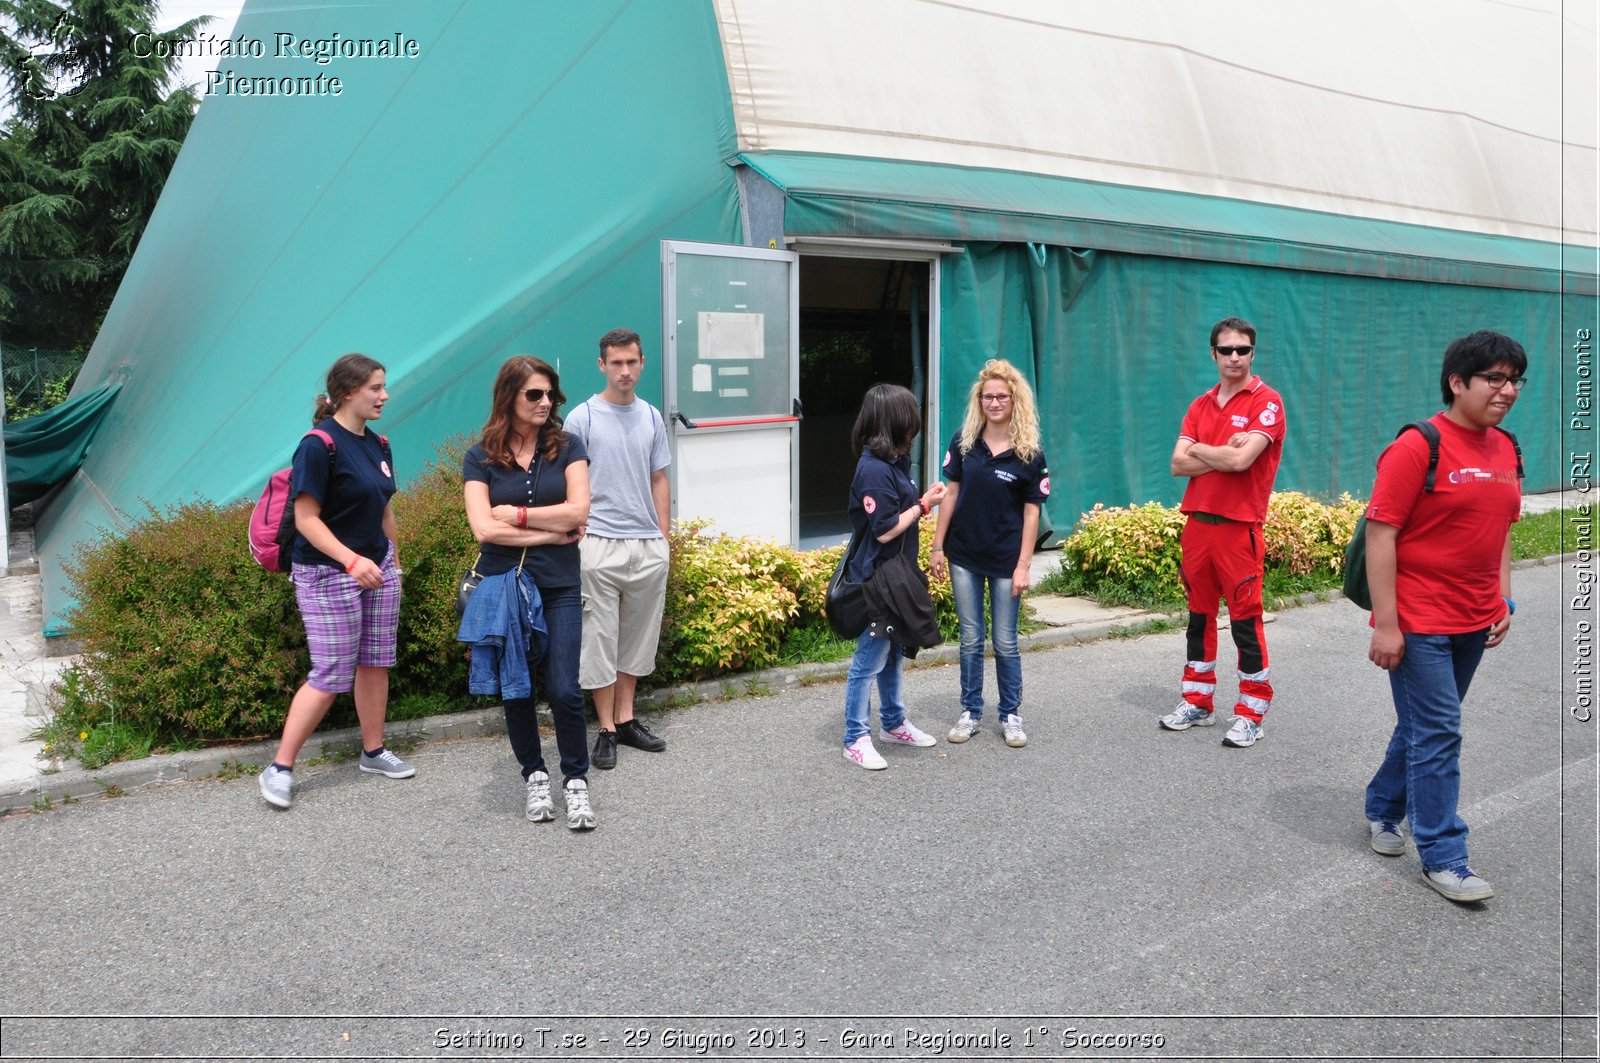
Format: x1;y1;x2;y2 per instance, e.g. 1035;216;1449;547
344;556;359;573
918;500;930;517
517;506;528;528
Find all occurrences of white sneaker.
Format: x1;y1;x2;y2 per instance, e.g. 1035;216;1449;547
843;735;888;769
1222;715;1264;748
1160;703;1215;730
881;721;936;747
525;770;555;822
1002;714;1028;748
258;765;292;809
948;711;980;743
563;778;596;830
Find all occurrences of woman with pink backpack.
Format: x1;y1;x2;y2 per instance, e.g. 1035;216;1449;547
258;353;411;810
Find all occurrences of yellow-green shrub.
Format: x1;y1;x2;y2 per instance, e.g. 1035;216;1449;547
1264;491;1364;575
1062;502;1187;590
1061;492;1366;605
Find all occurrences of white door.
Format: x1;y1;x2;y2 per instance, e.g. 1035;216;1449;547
661;240;800;544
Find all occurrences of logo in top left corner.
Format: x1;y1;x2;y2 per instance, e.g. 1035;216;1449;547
20;11;89;102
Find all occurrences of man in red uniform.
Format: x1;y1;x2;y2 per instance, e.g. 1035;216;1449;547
1362;331;1524;903
1160;317;1286;748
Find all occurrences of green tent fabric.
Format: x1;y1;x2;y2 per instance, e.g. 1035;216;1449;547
940;244;1573;541
3;381;121;505
32;0;740;635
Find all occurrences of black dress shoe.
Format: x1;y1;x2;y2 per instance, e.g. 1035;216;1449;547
592;729;618;770
616;718;666;752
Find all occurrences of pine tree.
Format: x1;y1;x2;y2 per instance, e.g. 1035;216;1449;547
0;0;209;347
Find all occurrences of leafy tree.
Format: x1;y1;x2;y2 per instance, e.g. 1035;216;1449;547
0;0;208;347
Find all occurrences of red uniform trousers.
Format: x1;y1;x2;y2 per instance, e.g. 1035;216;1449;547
1178;515;1273;722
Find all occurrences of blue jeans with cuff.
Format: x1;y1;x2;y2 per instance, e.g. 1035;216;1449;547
1364;629;1487;873
949;561;1022;718
843;631;907;746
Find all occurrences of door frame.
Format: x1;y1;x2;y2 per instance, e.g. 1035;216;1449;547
661;238;801;545
787;237;952;524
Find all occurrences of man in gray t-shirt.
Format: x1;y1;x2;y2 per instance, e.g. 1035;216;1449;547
565;328;672;771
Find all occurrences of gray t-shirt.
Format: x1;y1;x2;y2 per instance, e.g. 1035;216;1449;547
566;395;671;539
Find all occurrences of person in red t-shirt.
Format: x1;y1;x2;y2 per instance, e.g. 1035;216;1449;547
1362;331;1525;905
1159;317;1287;749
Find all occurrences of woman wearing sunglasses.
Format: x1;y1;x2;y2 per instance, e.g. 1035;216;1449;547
929;359;1050;748
463;357;594;829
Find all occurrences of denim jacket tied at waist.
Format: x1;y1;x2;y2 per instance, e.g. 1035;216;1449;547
456;568;548;699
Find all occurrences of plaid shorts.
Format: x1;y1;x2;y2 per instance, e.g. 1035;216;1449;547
292;543;401;693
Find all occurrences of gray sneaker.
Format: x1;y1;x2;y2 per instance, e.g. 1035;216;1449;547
947;712;980;743
564;778;596;831
1159;703;1215;730
1002;714;1028;748
259;765;292;809
358;748;416;779
1423;867;1494;903
1369;820;1406;856
525;770;555;822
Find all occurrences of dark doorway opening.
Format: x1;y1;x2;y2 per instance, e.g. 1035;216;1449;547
797;256;932;546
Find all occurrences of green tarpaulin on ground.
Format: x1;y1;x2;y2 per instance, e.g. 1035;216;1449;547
4;382;120;505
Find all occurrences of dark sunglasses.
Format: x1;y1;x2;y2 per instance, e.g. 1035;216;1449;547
1214;345;1254;356
521;388;556;403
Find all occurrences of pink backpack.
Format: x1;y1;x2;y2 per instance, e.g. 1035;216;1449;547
249;429;335;573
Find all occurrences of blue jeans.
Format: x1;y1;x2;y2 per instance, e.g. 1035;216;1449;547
949;562;1022;718
843;631;907;745
504;584;588;782
1364;630;1487;872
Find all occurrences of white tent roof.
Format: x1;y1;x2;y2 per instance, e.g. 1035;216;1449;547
714;0;1596;245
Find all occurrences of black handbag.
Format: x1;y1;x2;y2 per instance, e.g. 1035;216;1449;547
454;559;485;616
824;532;869;639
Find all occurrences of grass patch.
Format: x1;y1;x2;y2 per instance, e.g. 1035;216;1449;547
1511;508;1579;560
1108;617;1183;640
31;667;205;770
777;621;856;666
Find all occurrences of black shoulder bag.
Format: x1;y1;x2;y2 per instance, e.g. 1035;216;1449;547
825;532;870;639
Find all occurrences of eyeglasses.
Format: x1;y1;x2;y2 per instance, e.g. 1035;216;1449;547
1472;372;1526;391
1214;345;1254;356
521;388;555;403
981;394;1012;405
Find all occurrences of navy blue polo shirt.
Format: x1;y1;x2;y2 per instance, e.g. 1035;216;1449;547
941;431;1050;579
847;449;921;583
290;419;396;569
463;436;589;588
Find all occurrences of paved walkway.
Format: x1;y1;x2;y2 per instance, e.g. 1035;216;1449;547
0;548;1592;1059
0;489;1584;809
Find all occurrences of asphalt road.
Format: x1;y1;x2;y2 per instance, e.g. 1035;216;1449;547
0;562;1593;1062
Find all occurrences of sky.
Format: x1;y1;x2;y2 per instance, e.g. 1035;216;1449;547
157;0;247;102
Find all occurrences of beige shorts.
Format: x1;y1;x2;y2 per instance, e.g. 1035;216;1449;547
579;535;670;689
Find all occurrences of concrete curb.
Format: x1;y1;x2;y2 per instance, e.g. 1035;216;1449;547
4;550;1577;815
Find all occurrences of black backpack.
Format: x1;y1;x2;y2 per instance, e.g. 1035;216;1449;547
1342;420;1523;609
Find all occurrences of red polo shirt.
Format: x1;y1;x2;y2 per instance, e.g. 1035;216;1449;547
1178;376;1286;523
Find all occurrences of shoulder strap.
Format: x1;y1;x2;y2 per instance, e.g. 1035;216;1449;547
1492;426;1525;480
1396;421;1441;493
305;428;336;470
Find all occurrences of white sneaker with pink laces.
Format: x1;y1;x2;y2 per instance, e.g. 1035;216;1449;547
843;735;888;769
881;721;937;747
